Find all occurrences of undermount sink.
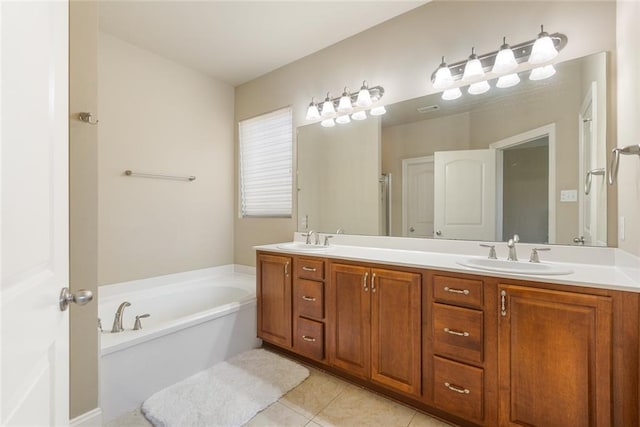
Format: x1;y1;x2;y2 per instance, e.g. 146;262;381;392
458;257;573;276
276;242;331;252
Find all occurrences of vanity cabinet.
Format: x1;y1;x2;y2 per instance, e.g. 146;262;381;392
256;253;292;348
426;273;490;425
498;284;613;427
292;257;327;361
328;262;422;397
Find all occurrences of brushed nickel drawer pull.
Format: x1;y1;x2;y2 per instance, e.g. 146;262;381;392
302;296;316;302
444;382;470;394
284;262;289;276
444;327;470;337
302;266;317;272
363;272;369;292
302;335;316;342
444;286;470;295
371;273;377;293
501;290;507;316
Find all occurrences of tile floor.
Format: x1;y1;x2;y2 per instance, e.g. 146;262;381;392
106;365;454;427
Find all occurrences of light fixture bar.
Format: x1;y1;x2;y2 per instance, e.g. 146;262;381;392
430;32;567;83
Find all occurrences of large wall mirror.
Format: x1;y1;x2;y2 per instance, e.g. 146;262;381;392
297;51;611;247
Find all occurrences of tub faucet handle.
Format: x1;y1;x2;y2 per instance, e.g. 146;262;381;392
133;313;151;331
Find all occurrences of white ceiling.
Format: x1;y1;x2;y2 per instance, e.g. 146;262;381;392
98;1;427;86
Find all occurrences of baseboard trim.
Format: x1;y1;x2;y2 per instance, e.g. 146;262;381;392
70;408;102;427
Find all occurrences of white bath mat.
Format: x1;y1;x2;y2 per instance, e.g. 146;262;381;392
141;348;309;427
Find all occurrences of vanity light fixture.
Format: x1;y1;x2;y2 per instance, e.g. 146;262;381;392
321;92;336;118
305;81;385;126
529;25;559;65
430;26;567;101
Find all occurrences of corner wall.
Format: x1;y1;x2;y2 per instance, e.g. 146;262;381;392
97;33;235;285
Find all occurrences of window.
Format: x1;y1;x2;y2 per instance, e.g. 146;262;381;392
239;107;293;217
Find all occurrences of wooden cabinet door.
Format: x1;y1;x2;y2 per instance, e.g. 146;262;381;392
328;263;371;379
257;253;292;348
371;268;422;396
499;285;612;427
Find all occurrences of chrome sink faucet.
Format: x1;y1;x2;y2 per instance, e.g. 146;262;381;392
507;234;520;261
111;301;131;333
305;230;318;245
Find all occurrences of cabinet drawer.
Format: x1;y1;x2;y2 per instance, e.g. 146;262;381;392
295;258;324;281
294;317;324;361
433;303;483;365
433;356;484;423
433;275;483;308
294;279;324;320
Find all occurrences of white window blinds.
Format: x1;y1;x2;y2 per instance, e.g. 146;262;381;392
239;107;293;217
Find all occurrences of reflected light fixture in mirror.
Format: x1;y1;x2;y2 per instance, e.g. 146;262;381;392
352;110;367;120
442;87;462;100
321;118;335;127
530;64;557;80
496;73;521;88
370;105;387;116
336;114;351;124
468;80;490;95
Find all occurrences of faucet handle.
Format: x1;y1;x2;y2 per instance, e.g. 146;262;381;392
479;244;497;259
133;313;151;331
513;234;520;243
324;235;334;246
529;247;551;263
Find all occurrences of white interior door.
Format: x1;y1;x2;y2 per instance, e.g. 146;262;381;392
434;149;496;240
1;2;70;425
402;157;434;238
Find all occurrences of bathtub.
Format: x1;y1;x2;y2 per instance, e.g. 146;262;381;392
99;265;261;423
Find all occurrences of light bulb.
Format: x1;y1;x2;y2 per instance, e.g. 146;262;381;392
496;73;520;88
352;110;367;120
529;25;558;65
529;64;556;80
468;80;490;95
462;47;484;81
442;87;462;101
305;98;320;121
370;105;386;116
433;57;453;90
492;37;518;74
337;88;353;113
321;93;335;118
321;118;335;127
356;81;373;107
336;115;351;124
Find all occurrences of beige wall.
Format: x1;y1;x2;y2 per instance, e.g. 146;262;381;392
69;1;99;418
298;119;381;235
616;0;640;256
234;1;617;266
98;33;235;285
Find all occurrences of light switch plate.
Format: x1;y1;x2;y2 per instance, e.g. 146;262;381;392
560;189;578;202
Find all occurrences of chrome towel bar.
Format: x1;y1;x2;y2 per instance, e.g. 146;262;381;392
124;170;196;182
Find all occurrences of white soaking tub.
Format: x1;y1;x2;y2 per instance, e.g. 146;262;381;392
99;265;260;423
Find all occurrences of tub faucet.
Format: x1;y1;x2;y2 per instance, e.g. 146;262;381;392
507;234;520;261
111;301;131;333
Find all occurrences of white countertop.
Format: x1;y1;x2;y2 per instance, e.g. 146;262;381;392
255;238;640;293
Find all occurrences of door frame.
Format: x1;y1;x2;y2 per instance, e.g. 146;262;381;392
401;155;434;237
490;123;556;243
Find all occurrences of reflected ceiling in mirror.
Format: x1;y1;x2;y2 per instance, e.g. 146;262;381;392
297;51;612;247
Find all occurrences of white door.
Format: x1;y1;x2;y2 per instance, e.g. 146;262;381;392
1;2;70;425
402;157;434;238
434;149;496;240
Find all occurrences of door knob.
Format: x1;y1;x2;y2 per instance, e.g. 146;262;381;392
59;287;93;311
573;236;585;245
436;230;442;236
409;227;415;232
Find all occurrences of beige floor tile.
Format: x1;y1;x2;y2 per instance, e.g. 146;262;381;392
245;402;310;427
103;408;152;427
279;370;351;418
408;411;456;427
312;386;416;427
